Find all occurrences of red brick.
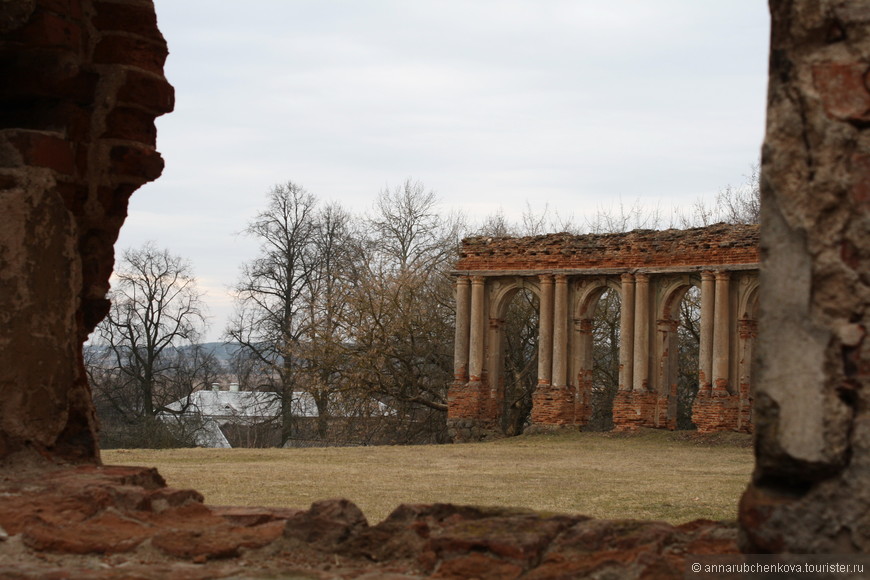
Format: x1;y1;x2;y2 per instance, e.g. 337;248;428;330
97;182;137;219
103;106;157;144
851;153;870;210
93;33;168;75
8;130;74;174
37;0;82;20
5;9;83;50
109;143;164;181
116;69;175;114
456;224;759;272
93;1;159;39
812;62;870;122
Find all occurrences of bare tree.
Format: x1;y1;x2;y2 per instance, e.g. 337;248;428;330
370;179;463;273
343;180;463;442
587;288;621;431
88;242;215;447
227;182;320;445
300;202;360;438
499;288;539;435
586;197;664;234
677;163;761;227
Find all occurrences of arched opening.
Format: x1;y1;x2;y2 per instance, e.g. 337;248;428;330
676;285;701;430
587;287;621;431
498;287;540;435
737;281;760;431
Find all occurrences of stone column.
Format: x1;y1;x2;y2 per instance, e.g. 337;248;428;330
712;271;730;395
453;276;471;383
619;273;635;391
632;273;650;391
538;275;555;386
698;271;715;394
552;275;569;387
468;276;486;384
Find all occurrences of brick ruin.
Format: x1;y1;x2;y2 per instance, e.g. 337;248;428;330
448;224;759;441
0;0;869;576
0;0;173;464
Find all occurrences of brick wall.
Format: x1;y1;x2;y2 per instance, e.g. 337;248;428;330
0;0;172;463
456;223;759;272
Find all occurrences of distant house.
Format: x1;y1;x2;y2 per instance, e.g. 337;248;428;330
160;387;317;448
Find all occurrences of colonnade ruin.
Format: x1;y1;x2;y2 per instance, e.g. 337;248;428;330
1;0;869;576
448;224;759;440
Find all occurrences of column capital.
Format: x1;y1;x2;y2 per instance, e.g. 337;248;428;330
621;272;634;283
701;270;716;281
471;275;486;285
635;272;650;284
539;273;555;284
554;273;568;284
456;276;471;287
715;270;731;281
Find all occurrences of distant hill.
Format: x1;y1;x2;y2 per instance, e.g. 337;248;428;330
84;341;244;368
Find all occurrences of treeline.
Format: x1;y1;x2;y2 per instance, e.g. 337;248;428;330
89;171;759;448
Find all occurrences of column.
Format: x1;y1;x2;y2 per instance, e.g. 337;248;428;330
632;273;650;391
538;274;555;386
552;275;569;387
619;273;635;391
468;276;486;384
712;270;730;394
453;276;471;383
698;271;715;394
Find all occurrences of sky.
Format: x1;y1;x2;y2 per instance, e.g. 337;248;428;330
118;0;771;342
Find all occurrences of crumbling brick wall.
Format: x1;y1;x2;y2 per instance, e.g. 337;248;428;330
451;224;759;437
0;0;173;464
457;223;759;272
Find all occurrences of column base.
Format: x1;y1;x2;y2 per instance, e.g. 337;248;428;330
691;391;748;433
447;418;500;443
524;424;579;436
447;380;499;442
530;384;577;427
612;391;665;430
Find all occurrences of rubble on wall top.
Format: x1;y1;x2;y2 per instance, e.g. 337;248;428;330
457;223;760;271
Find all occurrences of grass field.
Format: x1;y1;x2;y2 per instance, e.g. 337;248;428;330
102;429;753;525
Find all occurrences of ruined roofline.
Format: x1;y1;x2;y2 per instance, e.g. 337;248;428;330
455;222;759;272
451;262;759;278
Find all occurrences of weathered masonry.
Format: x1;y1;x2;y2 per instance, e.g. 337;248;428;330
448;223;760;440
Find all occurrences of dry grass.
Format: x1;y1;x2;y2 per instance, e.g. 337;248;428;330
102;429;753;525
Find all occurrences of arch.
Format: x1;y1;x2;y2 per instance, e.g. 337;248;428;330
655;275;701;430
486;277;541;435
735;275;759;432
659;274;701;321
569;277;623;430
739;278;760;320
573;277;621;320
490;277;541;322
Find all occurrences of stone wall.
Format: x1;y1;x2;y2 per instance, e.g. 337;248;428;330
739;0;870;553
0;0;173;464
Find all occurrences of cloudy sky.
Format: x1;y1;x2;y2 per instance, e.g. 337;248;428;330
119;0;770;341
